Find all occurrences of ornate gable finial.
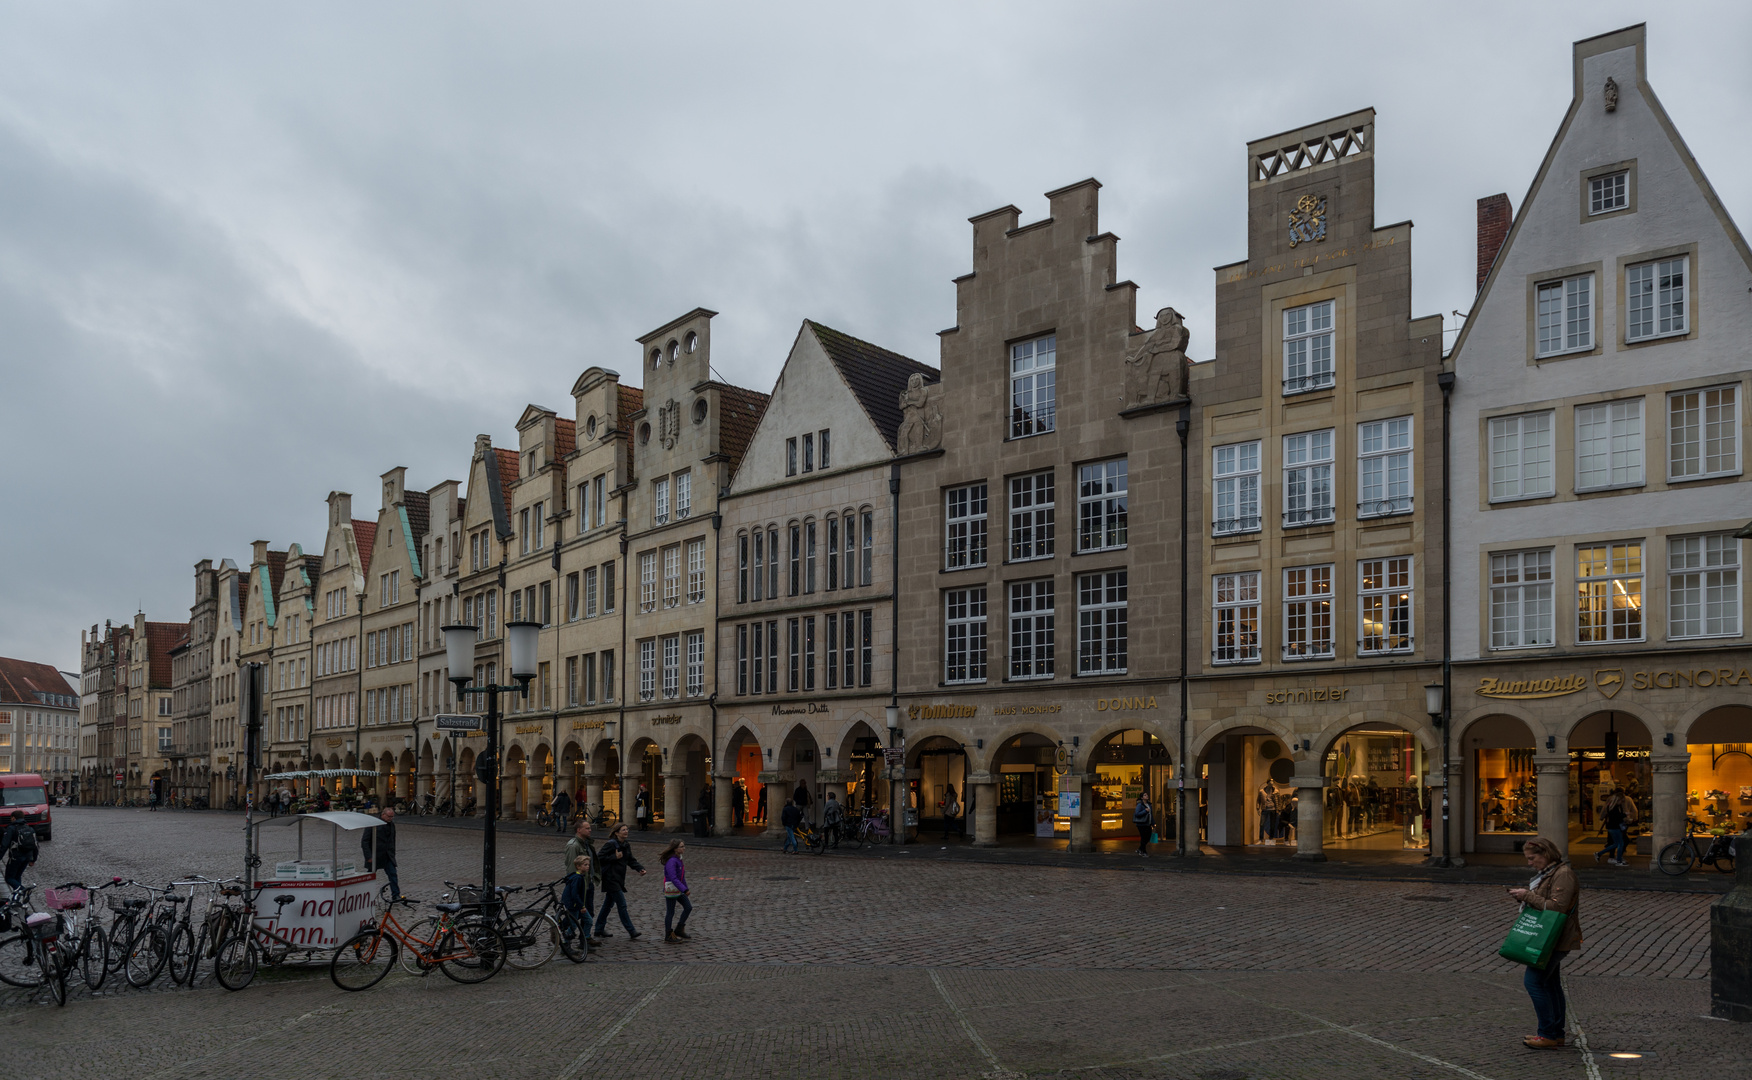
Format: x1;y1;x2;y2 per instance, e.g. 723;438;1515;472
1604;77;1618;113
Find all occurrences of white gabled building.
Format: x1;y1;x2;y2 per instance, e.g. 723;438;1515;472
1448;24;1752;865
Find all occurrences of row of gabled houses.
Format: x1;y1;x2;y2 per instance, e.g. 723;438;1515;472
78;26;1752;866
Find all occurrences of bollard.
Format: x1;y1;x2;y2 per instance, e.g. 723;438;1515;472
1710;830;1752;1021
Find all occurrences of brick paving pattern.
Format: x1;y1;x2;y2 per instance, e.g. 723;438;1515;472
4;808;1747;1079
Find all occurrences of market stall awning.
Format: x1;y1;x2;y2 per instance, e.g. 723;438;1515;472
262;769;379;780
253;811;385;832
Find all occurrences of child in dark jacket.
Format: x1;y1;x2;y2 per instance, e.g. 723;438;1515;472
562;854;592;948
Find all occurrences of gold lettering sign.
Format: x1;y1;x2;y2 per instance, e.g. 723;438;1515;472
990;704;1065;716
908;704;977;720
514;724;544;735
1096;697;1158;711
1474;675;1587;700
1263;687;1352;705
572;719;605;731
1474;668;1752;700
649;715;683;725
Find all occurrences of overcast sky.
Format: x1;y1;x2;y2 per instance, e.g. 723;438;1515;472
3;3;1748;678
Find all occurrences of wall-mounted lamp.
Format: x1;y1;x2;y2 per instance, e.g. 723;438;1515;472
1424;683;1445;725
1545;736;1556;751
1072;736;1080;748
767;747;773;759
1663;732;1674;747
662;746;668;762
404;734;414;750
976;739;984;750
603;719;617;742
1301;739;1311;751
824;747;831;757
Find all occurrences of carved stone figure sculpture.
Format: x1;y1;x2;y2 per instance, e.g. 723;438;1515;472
1124;307;1191;409
1604;77;1619;112
895;373;942;455
659;398;681;450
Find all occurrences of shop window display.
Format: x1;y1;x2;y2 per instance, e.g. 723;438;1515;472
1089;729;1175;842
1475;748;1537;839
1242;736;1298;845
1686;744;1752;834
1324;728;1427;850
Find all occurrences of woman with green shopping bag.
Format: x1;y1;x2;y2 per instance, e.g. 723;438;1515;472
1502;836;1583;1049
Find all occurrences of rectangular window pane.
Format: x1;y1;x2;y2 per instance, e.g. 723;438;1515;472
1589;171;1627;214
944;588;988;683
860;610;872;686
1077;460;1128;551
686;631;704;697
1489;549;1555;649
1283;565;1334;659
1575;399;1644;489
751;619;765;694
662;635;680;698
803;617;816;692
687;539;705;604
805;521;817;593
640;553;657;612
1010;334;1057;437
825;613;839;689
1577;542;1644;643
843;611;856;689
1283;430;1335;526
663;545;681;608
1488;412;1555;500
1668;534;1741;639
788;618;800;692
639;640;655;701
1536;275;1592;355
861;511;873;585
1077;571;1128;674
1008;579;1055;679
946;483;989;568
1009;471;1056;560
1282;300;1334;393
1212;571;1260;664
1669;386;1739;480
737;625;749;695
1358;556;1413;654
827;516;840;590
1357;418;1413;518
1213;442;1261;535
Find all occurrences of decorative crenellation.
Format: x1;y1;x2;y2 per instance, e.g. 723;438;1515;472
1252;123;1369;182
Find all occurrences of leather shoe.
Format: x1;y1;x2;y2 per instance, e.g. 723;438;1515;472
1523;1036;1564;1049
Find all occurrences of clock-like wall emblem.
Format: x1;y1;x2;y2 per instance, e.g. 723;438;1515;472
1288;194;1327;247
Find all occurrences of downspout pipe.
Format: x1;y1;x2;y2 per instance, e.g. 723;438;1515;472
889;462;902;846
1437;369;1458;868
1175;405;1195;858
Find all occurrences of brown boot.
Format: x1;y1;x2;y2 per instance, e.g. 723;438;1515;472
664;932;679;943
674;927;690;940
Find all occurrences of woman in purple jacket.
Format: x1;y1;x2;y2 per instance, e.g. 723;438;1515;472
658;839;691;942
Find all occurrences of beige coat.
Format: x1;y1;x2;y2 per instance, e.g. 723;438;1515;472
1523;860;1584;952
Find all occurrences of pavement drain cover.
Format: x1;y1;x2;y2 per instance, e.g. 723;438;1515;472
763;876;801;881
1402;894;1454;902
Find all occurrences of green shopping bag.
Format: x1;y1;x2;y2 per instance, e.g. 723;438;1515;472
1498;907;1567;967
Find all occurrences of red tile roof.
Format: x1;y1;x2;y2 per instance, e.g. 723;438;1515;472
618;386;645;475
714;383;772;475
554;417;576;459
265;549;288;601
0;657;76;706
145;622;188;689
353;519;378;576
494;447;519;502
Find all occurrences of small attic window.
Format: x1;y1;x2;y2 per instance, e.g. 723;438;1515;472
586;415;598;439
693;399;708;424
685;331;697;354
667;340;680;363
650;348;662;369
639;422;652;446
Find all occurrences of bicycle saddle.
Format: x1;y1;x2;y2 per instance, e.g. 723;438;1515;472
433;902;462;914
165;895;188;904
273;894;296;906
123;898;147;910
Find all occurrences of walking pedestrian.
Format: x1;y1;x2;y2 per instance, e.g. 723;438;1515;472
363;806;401;900
565;819;598;926
755;782;768;825
1595;790;1635;867
731;778;746;828
591;823;647;942
3;811;39;893
1506;836;1583;1049
1133;793;1154;856
634;782;652;831
660;839;692;943
551;787;573;834
561;854;591;952
793;778;813;823
823;791;845;848
941;785;960;841
781;798;801;854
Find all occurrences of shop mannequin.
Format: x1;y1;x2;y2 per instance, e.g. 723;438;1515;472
1257;782;1278;844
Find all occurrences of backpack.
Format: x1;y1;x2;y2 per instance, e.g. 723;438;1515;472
10;826;38;861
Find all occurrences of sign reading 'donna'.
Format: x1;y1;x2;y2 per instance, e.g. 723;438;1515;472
1058;791;1082;818
253;875;379;948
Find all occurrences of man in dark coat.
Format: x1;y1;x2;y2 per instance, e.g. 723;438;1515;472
362;807;400;900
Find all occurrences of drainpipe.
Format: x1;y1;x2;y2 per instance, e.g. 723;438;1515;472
1175;404;1195;857
617;528;629;819
711;511;722;813
1437;369;1458;867
889;462;902;846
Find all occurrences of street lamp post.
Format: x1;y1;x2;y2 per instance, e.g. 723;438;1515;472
443;620;539;892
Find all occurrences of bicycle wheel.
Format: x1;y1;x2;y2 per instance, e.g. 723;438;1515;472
808;828;826;855
40;943;66;1006
1656;840;1695;876
0;932;43;987
167;924;197;985
106;916;136;973
438;922;505;984
331;929;397;991
125;925;170;988
556;909;587;963
1715;848;1736;874
502;909;559;969
214;937;258;991
79;923;109;990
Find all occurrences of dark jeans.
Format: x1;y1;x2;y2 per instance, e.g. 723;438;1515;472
1603;825;1628;862
380;860;401;900
4;860;26;893
1524;951;1567;1040
1136;827;1151;853
593;888;636;937
665;893;692;934
783;827;797;853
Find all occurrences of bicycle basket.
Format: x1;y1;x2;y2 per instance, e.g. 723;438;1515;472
44;887;88;911
106;894;133;913
25;912;62;941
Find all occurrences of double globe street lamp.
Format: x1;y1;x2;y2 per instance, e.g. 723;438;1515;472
442;619;541;892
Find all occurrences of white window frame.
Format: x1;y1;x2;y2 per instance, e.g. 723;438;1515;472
1575;399;1645;491
1076;571;1128;675
638;639;656;701
1626;256;1687;341
945;483;988;569
1357;556;1413;655
1010;334;1057;438
1488;412;1556;502
1356;418;1413;518
674;470;691;519
1535;274;1593;357
1282;430;1335;527
661;635;680;699
662;545;681;609
639;552;658;613
1667;385;1740;482
584;566;598;618
1668;534;1742;640
1576;541;1645;645
1007;579;1055;680
1212;571;1260;665
1282;564;1335;661
1588;171;1628;215
686;630;705;696
1489;549;1555;650
1008;471;1055;562
1282;299;1335;394
944;587;988;684
686;539;705;604
1212;441;1261;536
653;477;670;526
1076;459;1128;552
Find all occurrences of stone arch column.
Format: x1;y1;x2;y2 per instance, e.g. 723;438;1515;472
1649;756;1691;865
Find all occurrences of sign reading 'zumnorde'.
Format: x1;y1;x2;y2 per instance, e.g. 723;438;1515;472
434;713;481;731
1474;667;1752;701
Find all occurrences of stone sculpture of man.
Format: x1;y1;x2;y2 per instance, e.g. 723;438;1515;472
896;372;941;454
1124;307;1191;408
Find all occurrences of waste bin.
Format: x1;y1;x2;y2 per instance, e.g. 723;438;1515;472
692;810;710;838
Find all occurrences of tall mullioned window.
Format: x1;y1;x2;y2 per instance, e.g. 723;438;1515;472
674;470;691;520
654;477;670;526
1358;556;1413;654
1010;334;1057;438
1282;299;1334;394
1283;430;1334;526
1669;534;1740;640
1357;418;1412;517
1577;542;1643;644
686;631;704;697
1489;412;1555;501
1627;257;1686;340
1212;572;1260;664
1008;579;1055;679
945;483;988;569
1213;442;1260;535
1575;400;1644;490
1283;565;1334;660
687;539;706;604
1490;549;1555;650
1076;571;1127;674
1668;386;1739;481
944;588;987;684
639;553;658;613
638;640;656;701
1009;471;1055;561
1077;460;1127;552
1536;274;1592;356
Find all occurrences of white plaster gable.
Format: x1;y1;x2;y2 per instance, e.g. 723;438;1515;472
730;324;895;493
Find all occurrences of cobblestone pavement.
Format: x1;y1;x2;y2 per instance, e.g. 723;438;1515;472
4;808;1747;1079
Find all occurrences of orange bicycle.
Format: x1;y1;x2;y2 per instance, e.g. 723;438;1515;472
330;897;506;990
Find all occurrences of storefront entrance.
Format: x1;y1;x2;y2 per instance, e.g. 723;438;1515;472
1323;725;1427;851
911;737;967;836
993;733;1065;840
1240;734;1298;846
1463;715;1538;854
1686;706;1752;837
1089;729;1173;842
1567;711;1651;860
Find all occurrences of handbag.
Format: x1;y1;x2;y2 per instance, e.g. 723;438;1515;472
1150;830;1160;844
662;879;682;897
1498;907;1567;967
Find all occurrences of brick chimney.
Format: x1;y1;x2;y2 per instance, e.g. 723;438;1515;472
1477;194;1512;293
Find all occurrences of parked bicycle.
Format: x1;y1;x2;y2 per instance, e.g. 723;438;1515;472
330;896;506;990
1657;816;1738;875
